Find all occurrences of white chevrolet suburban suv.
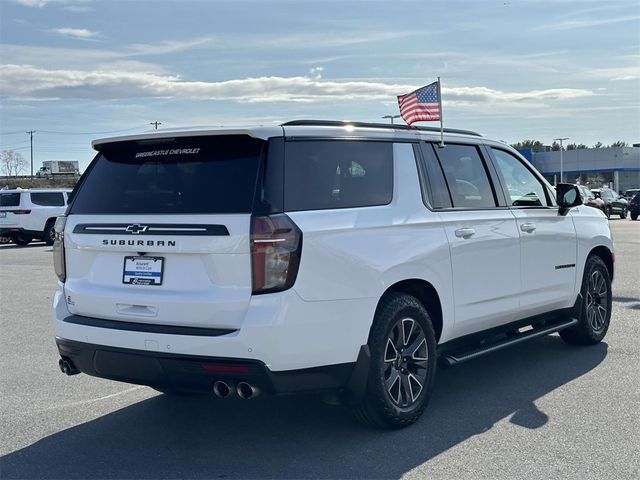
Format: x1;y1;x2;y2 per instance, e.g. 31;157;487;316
52;121;613;428
0;188;71;245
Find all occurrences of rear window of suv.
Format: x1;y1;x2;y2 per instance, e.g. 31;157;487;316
284;140;393;211
0;193;21;207
30;192;65;207
69;135;265;214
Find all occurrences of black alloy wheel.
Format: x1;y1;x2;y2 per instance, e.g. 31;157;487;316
383;317;429;408
353;293;437;429
619;207;627;219
560;255;612;345
44;221;56;246
584;269;610;334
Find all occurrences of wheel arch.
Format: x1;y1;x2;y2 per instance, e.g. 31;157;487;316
376;279;444;343
589;245;614;282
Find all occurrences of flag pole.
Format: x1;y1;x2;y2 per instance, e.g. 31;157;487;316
437;76;444;148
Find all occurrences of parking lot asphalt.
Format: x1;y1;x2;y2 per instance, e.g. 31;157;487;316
0;219;638;480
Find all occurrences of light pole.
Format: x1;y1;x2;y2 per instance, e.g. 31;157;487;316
382;115;401;124
554;137;569;183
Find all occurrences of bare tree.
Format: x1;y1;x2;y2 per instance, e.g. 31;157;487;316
0;150;28;176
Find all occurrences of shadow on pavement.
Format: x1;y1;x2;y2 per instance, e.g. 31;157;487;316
1;336;607;479
0;242;47;250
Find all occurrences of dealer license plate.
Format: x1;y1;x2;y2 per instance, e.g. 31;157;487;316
123;256;164;286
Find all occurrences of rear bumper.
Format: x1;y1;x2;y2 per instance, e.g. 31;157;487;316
0;227;23;237
53;285;375;372
55;337;357;395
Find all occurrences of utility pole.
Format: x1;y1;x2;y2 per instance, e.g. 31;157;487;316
150;121;162;130
553;137;569;183
26;130;35;176
382;115;401;124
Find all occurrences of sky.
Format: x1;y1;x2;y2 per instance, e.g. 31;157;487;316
0;0;639;172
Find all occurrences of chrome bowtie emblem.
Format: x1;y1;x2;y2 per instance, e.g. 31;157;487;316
125;224;148;234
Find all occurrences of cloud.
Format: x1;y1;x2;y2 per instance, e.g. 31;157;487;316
63;4;92;13
50;27;100;40
11;0;91;8
587;65;640;81
11;0;52;6
539;14;640;30
0;64;596;107
309;67;324;80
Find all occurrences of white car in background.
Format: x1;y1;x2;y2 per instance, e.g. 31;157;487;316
0;189;71;245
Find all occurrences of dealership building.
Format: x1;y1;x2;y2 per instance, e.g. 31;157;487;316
519;146;640;194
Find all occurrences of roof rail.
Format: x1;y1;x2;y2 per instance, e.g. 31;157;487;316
281;120;482;137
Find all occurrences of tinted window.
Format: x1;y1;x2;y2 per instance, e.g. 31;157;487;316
70;136;265;214
579;186;592;200
30;192;65;207
435;144;496;208
417;144;452;209
491;148;548;207
601;190;613;199
0;193;21;207
284;141;393;211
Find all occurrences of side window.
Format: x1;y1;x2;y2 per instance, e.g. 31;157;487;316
284;140;393;211
0;193;21;207
491;148;549;207
415;143;452;209
434;144;496;208
30;192;65;207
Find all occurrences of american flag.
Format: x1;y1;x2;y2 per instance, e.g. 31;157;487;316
397;81;441;125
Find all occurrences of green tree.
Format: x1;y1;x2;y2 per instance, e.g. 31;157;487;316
593;142;603;148
551;141;562;151
566;143;587;150
609;140;628;147
510;139;545;152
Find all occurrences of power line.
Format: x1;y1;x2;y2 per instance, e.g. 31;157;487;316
0;140;31;149
0;131;27;136
37;127;145;135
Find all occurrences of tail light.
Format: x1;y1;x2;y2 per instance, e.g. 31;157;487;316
250;214;302;294
53;216;67;282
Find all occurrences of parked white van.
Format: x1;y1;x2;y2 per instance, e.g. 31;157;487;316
0;188;71;245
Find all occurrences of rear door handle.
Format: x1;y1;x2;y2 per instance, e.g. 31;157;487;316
520;223;536;233
454;228;476;239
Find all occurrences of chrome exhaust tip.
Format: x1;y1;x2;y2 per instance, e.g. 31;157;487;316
213;381;232;398
236;381;260;399
58;358;79;376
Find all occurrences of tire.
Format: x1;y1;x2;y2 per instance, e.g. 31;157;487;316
560;256;612;346
44;221;56;246
352;293;437;429
13;236;31;246
619;207;627;219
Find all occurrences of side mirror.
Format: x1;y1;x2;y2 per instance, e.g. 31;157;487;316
556;183;582;216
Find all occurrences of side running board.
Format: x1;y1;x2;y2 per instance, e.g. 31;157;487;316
440;318;578;368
